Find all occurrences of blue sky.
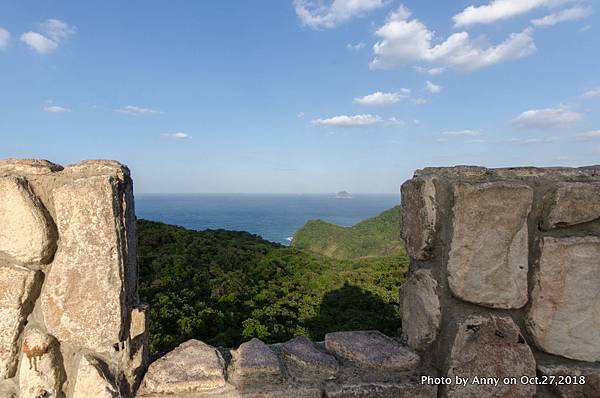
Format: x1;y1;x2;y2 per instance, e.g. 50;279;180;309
0;1;599;193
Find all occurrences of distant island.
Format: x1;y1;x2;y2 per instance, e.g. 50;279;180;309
335;190;353;198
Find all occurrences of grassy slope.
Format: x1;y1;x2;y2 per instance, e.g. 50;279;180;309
291;205;405;259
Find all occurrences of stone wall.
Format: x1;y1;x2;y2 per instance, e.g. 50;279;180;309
400;166;600;398
2;160;599;397
0;159;147;398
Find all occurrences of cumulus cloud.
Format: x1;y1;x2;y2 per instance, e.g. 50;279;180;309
442;130;482;137
575;130;600;140
20;19;76;54
426;81;442;93
582;87;600;99
532;5;593;27
163;132;191;140
44;105;69;113
354;90;409;106
452;0;562;27
347;42;366;50
370;6;536;72
117;105;161;115
312;114;382;127
511;106;582;129
294;0;386;29
0;28;10;50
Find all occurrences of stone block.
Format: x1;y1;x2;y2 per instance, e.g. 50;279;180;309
0;176;56;267
537;362;600;398
448;181;532;309
137;339;226;396
544;182;600;229
230;338;284;390
41;175;134;353
280;336;338;381
400;177;437;260
527;236;600;362
18;328;65;398
445;315;535;398
0;265;39;379
324;331;419;371
72;355;120;398
401;269;441;351
325;382;437;398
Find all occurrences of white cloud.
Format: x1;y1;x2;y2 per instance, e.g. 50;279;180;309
436;138;449;143
117;105;161;115
508;136;560;145
452;0;562;27
512;106;583;129
532;5;593;27
413;98;428;105
370;6;536;72
582;87;600;99
347;42;366;50
579;24;592;32
20;19;76;54
426;81;442;93
44;105;69;113
312;114;382;127
21;32;58;54
575;130;600;141
297;112;305;118
442;130;482;137
354;90;409;106
294;0;386;29
465;139;486;143
163;132;191;140
0;28;10;50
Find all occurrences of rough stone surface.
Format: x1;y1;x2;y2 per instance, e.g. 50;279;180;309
445;315;536;398
401;269;440;351
0;265;39;379
447;181;532;309
41;175;132;353
527;236;600;362
325;382;437;398
400;177;437;260
18;328;64;398
0;159;63;175
125;305;149;393
325;331;419;371
537;362;600;398
72;355;120;398
230;338;283;390
137;339;226;396
0;176;55;267
545;182;600;228
280;336;339;381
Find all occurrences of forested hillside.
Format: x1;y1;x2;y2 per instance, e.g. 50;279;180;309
291;206;405;259
137;219;407;356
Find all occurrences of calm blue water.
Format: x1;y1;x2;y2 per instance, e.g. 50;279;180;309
135;194;399;245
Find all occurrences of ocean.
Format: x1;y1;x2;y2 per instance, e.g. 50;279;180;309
135;194;399;245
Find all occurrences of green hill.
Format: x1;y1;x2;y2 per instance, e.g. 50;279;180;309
290;206;405;259
137;219;407;356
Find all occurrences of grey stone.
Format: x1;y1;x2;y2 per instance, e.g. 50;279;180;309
230;338;284;390
445;315;536;398
18;328;65;398
400;177;437;260
280;336;339;381
137;339;227;396
324;331;419;371
0;176;55;267
544;182;600;228
41;174;135;353
527;236;600;362
401;269;440;351
447;181;532;309
0;159;63;175
0;265;39;379
325;382;437;398
537;362;600;398
72;355;120;398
